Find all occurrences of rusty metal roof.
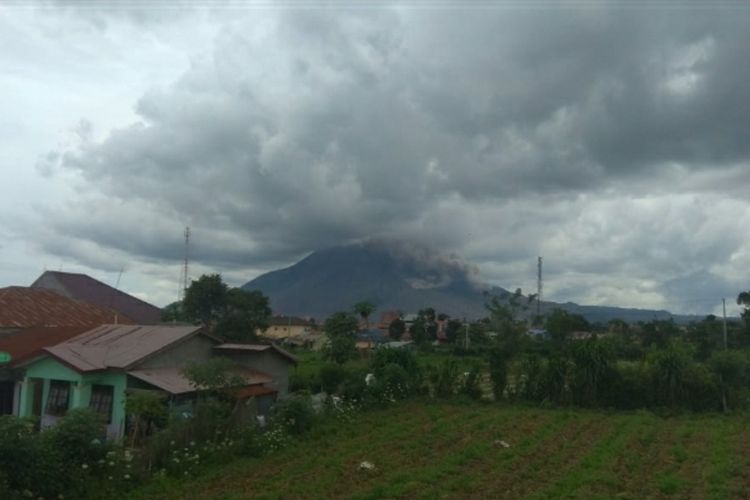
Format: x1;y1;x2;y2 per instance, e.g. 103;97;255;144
0;286;134;328
0;325;92;366
127;366;272;395
213;343;298;364
31;271;162;324
44;324;203;372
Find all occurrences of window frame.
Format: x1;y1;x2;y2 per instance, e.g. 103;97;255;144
46;380;71;417
89;384;114;424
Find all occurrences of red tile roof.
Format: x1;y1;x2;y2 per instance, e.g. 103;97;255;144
31;271;162;324
0;325;92;366
0;287;133;328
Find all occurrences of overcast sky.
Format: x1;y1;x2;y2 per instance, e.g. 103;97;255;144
2;1;749;315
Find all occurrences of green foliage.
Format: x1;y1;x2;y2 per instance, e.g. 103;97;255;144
182;274;271;341
546;309;590;343
569;339;616;406
639;319;680;348
411;308;438;344
216;288;272;343
488;347;511;400
271;395;316;436
708;350;749;410
182;358;246;394
126;391;169;446
324;312;359;364
431;359;460;398
161;301;189;322
183;274;229;327
353;301;376;325
445;319;463;344
370;347;420;378
319;363;348;393
388;318;406;340
647;339;695;407
382;363;412;398
0;410;123;499
460;366;483;400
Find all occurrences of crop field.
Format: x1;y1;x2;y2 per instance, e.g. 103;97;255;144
134;402;750;499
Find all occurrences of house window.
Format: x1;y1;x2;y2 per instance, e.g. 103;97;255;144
89;385;114;423
46;380;71;416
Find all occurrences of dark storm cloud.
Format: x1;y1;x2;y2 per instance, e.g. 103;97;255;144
31;4;750;312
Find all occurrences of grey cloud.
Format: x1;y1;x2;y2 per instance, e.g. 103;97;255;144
28;4;750;312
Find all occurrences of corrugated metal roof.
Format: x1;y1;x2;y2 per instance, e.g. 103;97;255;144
0;287;134;328
0;325;92;366
44;324;202;372
213;343;298;364
31;271;162;324
127;366;272;395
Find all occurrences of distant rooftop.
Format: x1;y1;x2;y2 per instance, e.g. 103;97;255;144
0;286;133;329
31;271;162;324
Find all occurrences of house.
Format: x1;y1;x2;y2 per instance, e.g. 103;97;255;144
355;329;389;350
31;271;162;324
0;326;95;415
377;310;402;330
0;286;132;333
0;286;135;415
526;328;550;340
381;340;414;350
16;324;297;439
259;315;315;341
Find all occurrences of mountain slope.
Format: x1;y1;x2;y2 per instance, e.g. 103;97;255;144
242;241;703;323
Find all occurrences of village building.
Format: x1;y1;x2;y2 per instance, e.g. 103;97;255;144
0;286;135;415
31;270;162;324
15;324;297;439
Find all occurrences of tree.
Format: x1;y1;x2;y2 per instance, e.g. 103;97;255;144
388;318;406;340
546;309;590;344
161;301;189;323
182;358;247;396
324;312;359;364
182;274;271;341
216;288;271;343
708;350;749;412
183;274;229;328
410;308;437;344
353;301;376;330
445;319;463;344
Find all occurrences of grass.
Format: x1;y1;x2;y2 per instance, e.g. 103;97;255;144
129;401;750;499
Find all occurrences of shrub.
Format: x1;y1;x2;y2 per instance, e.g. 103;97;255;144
320;363;349;394
460;366;483;401
431;360;459;398
516;354;544;402
489;348;511;401
382;362;411;398
371;348;420;378
271;395;316;436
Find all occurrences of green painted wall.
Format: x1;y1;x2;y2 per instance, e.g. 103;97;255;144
19;356;128;439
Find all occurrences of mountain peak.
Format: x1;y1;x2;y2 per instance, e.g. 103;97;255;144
242;240;491;319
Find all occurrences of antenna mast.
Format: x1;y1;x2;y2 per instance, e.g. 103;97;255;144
178;226;190;302
537;256;543;322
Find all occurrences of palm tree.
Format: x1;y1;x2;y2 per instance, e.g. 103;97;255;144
353;301;376;331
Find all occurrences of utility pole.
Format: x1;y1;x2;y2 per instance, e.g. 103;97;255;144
722;298;728;350
178;226;191;302
537;256;543;324
464;317;470;350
